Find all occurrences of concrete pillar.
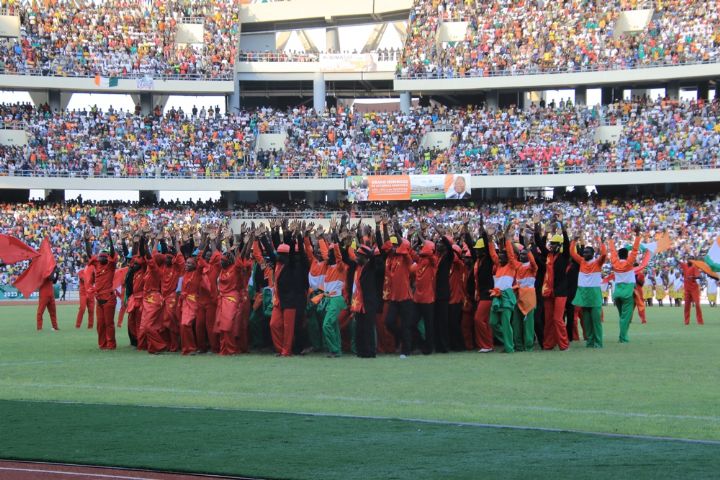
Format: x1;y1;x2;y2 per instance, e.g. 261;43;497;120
44;189;65;202
516;90;525;110
227;80;241;114
666;82;680;101
29;91;49;108
140;93;153;115
630;89;650;101
601;87;623;105
485;90;499;110
326;27;340;52
575;87;587;106
697;81;710;101
399;91;411;114
313;72;326;113
48;90;61;112
715;80;719;99
139;190;159;204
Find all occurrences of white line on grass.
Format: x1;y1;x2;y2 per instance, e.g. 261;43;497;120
3;386;720;445
2;381;719;424
0;466;160;479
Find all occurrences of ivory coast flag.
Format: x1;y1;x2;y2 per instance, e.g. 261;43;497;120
640;231;672;255
703;236;720;272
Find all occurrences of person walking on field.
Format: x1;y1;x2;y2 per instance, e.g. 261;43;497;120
60;275;67;301
37;267;60;331
679;257;704;325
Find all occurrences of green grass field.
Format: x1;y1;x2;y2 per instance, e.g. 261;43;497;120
1;304;719;479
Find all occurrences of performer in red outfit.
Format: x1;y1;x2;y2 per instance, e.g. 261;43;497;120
160;248;185;352
75;264;95;329
140;238;168;354
37;267;59;331
86;231;118;350
179;256;204;355
197;239;222;353
680;258;704;325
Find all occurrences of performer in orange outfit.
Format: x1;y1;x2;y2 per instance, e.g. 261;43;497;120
215;251;243;356
680;257;704;325
125;255;145;347
471;222;494;353
537;216;571;351
487;228;521;353
460;245;476;351
37;267;59;331
86;230;118;350
260;222;308;357
569;236;607;348
513;240;538;351
75;263;95;329
379;218;416;357
179;256;204;355
160;242;185;352
448;242;468;351
410;240;438;354
140;238;168;354
197;238;222;354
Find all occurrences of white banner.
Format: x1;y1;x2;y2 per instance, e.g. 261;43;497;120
319;53;378;73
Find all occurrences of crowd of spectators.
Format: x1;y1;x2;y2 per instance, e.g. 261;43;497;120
1;96;718;178
398;0;720;78
1;193;718;290
238;47;402;62
0;0;239;79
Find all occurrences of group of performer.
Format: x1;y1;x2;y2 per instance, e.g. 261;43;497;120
51;213;709;356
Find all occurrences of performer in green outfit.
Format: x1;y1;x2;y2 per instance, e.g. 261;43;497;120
569;235;607;348
608;225;642;343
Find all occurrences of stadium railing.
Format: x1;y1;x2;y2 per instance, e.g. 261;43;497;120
395;58;720;79
2;162;717;180
0;68;234;81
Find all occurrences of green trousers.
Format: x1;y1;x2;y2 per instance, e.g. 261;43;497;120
579;306;603;348
322;296;347;355
249;308;268;350
615;296;634;343
490;308;514;353
511;307;535;351
305;303;324;351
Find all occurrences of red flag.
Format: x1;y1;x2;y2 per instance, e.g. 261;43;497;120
13;238;56;298
0;234;40;264
113;267;128;291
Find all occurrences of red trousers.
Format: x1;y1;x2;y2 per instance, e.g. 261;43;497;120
163;295;180;352
180;297;199;355
216;296;239;356
473;300;493;350
270;306;296;356
339;309;352;353
95;296;117;349
684;288;704;325
37;295;58;330
117;305;126;327
461;306;475;350
141;292;166;354
127;295;143;341
235;298;251;353
75;294;94;328
375;303;396;354
543;296;569;350
196;299;218;353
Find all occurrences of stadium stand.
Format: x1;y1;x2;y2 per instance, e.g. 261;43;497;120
397;0;720;78
0;0;239;79
1;97;718;178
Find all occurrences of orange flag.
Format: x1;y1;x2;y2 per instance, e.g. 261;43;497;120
13;238;56;298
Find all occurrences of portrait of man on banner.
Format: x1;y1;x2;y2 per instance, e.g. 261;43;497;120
445;174;471;199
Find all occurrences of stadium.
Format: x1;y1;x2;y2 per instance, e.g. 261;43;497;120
0;0;719;478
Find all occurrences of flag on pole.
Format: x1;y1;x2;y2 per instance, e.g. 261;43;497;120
703;236;720;272
94;75;119;88
0;234;39;264
13;238;56;298
640;231;672;255
693;260;720;280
